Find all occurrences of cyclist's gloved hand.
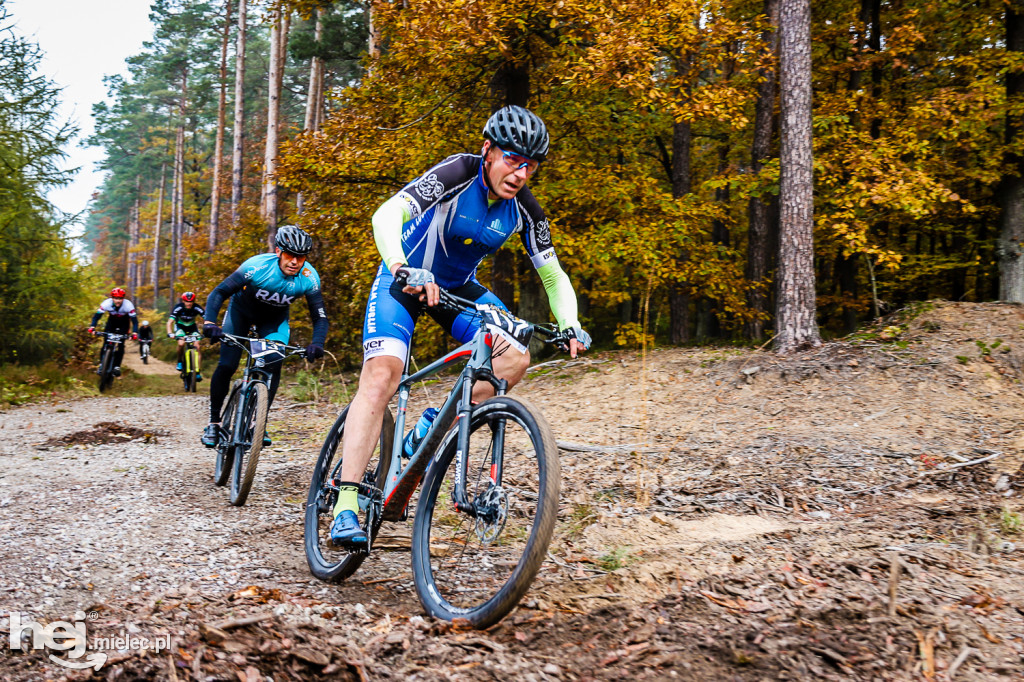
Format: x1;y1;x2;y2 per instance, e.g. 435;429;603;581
131;333;138;341
87;327;95;335
565;326;592;351
203;322;223;340
396;266;435;287
167;333;175;339
305;342;324;361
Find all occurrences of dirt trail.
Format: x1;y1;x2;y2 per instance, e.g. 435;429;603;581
122;341;179;376
2;301;1024;680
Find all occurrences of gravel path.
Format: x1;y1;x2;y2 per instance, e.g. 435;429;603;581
0;394;331;618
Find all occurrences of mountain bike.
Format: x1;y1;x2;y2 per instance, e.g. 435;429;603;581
94;331;126;393
304;285;570;628
213;331;305;506
179;331;202;392
138;339;151;364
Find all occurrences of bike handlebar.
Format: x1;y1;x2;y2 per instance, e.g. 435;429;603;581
218;332;307;357
394;269;571;350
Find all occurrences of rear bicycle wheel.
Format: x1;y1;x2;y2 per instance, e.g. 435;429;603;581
229;382;268;506
411;395;559;628
304;405;394;582
214;381;241;486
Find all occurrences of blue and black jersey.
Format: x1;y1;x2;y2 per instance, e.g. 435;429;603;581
203;253;328;345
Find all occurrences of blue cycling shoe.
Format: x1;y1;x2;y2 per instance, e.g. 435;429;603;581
330;510;367;548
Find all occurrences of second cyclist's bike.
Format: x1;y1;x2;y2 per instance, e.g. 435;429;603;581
94;331;126;392
139;339;151;364
304;281;571;628
213;331;305;506
179;331;202;392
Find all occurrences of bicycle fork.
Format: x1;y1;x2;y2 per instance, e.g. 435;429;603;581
451;367;508;519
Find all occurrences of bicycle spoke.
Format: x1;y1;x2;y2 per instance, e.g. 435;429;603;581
424;410;544;612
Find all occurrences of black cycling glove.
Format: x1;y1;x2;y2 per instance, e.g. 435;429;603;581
203;322;223;340
305;342;324;361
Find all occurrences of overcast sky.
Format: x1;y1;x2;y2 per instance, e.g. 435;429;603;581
8;0;154;228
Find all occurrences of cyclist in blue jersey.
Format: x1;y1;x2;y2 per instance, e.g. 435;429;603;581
200;225;328;447
329;105;591;547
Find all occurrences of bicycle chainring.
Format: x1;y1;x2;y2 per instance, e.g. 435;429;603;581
474;485;508;545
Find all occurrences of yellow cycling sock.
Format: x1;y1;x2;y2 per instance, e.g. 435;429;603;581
333;483;359;517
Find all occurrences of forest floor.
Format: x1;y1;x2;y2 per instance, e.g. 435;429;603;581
1;300;1024;681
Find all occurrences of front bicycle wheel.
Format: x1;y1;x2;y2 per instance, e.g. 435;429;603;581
411;395;559;628
304;405;394;582
229;382;268;506
214;381;241;487
141;345;149;364
98;346;114;392
185;349;198;392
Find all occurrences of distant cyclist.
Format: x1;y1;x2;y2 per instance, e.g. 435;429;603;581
200;225;328;448
167;291;206;379
328;105;591;548
137;320;154;355
88;287;139;376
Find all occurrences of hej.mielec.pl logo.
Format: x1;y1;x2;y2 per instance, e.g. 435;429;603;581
8;610;171;670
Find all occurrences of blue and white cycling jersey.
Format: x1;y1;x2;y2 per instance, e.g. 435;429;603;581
391;154;556;289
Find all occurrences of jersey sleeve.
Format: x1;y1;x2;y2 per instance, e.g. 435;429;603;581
515;187;557;269
394;154;479;220
515;188;580;330
371;197;413;270
203;268;249;323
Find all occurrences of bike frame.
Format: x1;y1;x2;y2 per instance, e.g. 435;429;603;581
366;306;526;526
98;333;126;360
181;332;201;374
219;333;303;450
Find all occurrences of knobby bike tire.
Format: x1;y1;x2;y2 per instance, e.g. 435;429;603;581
229;382;269;506
214;381;242;486
304;405;394;583
98;345;115;392
141;345;149;364
411;395;559;628
185;349;198;392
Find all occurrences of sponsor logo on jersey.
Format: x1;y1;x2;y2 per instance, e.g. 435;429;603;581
415;172;445;201
254;289;295;305
484;219;505;235
302;268;310;277
536;219;551;244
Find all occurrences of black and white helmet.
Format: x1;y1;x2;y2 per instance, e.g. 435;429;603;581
482;105;549;161
274;225;313;256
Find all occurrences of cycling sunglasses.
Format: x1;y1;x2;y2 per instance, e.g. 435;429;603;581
496;146;540;176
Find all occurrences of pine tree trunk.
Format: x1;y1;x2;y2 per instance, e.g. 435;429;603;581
999;1;1024;301
129;176;141;293
668;118;692;343
230;0;247;226
171;117;185;307
297;8;324;216
746;0;779;341
262;7;289;241
209;0;232;251
775;0;821;352
152;162;166;309
368;1;382;58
